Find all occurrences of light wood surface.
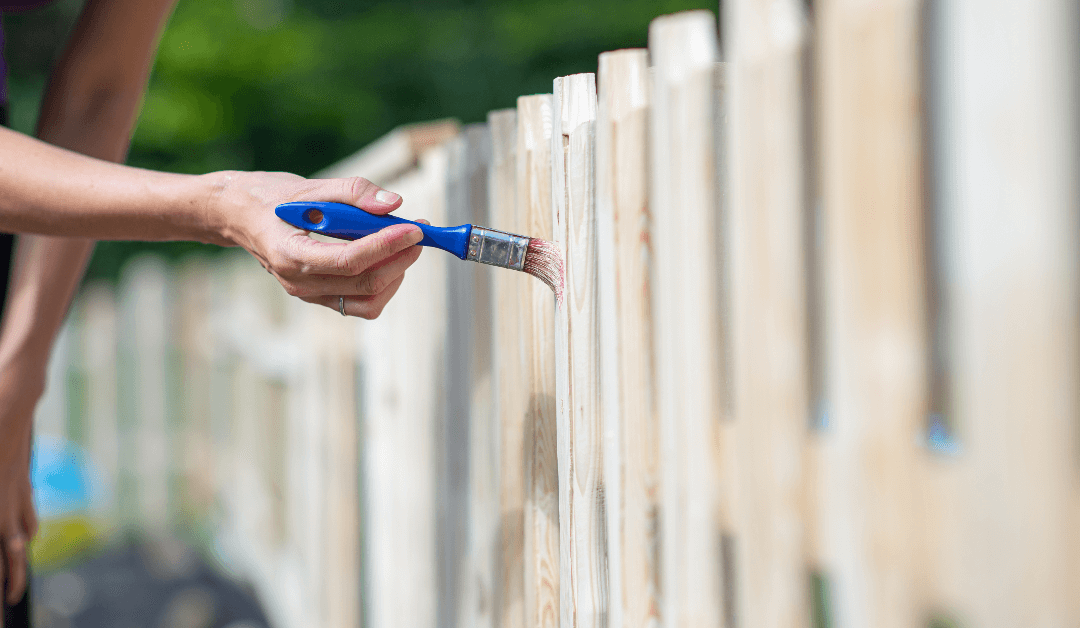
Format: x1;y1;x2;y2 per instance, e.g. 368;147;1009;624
517;93;561;628
725;0;813;625
648;12;723;628
118;257;173;532
444;124;493;628
35;8;1080;625
487;108;528;628
361;146;451;628
317;119;460;184
174;258;217;532
937;0;1080;623
462;123;497;628
552;72;607;628
817;0;928;625
596;48;658;628
80;284;121;523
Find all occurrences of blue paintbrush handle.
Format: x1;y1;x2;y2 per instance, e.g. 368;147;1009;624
275;201;473;260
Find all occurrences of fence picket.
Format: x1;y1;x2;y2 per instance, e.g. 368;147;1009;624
552;72;606;628
361;146;450;628
487;108;528;628
648;12;723;628
29;9;1080;626
817;0;928;625
940;0;1080;623
445;124;493;628
596;48;657;628
517;93;561;628
726;0;813;625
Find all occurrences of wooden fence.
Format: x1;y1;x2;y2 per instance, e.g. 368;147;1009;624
35;4;1080;628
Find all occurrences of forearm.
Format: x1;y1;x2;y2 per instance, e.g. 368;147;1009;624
0;126;223;242
0;237;93;373
0;0;182;367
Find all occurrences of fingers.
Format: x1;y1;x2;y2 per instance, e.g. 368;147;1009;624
303;274;406;320
3;529;27;605
275;223;423;283
285;245;423;298
293;176;403;215
19;484;37;540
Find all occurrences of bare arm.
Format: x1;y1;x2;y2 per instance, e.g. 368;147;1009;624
0;0;178;379
0;0;183;607
0;0;426;608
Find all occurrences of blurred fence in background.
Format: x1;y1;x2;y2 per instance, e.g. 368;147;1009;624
32;2;1080;628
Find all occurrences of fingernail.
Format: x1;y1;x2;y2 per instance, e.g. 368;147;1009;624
376;190;400;204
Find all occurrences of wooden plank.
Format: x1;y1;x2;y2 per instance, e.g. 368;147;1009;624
487;108;527;628
81;283;120;525
936;0;1080;623
316;308;362;628
361;145;450;628
444;124;492;628
552;72;606;628
517;93;561;628
441;132;469;628
117;256;173;532
444;121;494;626
317;119;461;184
175;258;218;530
816;0;928;625
595;49;657;628
648;12;723;628
34;319;71;441
724;0;813;625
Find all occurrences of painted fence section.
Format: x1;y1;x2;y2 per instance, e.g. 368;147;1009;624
35;5;1080;628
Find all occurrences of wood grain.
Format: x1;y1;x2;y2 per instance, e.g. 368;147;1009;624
648;12;723;628
487;108;528;628
118;257;172;532
361;146;451;628
81;284;121;523
936;0;1080;623
817;0;928;625
552;73;607;628
596;49;658;628
317;119;460;185
445;124;493;628
724;0;813;625
517;93;561;628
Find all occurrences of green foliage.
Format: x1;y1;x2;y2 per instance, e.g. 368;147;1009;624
4;0;717;282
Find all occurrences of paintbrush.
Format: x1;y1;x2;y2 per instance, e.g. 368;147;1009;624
275;201;563;296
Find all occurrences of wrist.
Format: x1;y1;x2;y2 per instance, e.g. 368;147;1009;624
0;359;46;427
166;171;235;247
0;340;51;386
203;171;266;251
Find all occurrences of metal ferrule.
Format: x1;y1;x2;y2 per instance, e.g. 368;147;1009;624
466;226;530;271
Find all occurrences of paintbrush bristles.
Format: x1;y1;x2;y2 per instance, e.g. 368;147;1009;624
523;238;564;301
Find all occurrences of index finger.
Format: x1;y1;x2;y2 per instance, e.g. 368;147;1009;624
284;223;424;277
3;533;27;606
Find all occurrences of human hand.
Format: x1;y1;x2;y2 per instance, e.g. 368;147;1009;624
207;171;425;319
0;368;40;610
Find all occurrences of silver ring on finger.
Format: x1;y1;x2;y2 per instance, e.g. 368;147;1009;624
339;296;347;317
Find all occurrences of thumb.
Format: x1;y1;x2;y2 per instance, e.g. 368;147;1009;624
297;177;403;216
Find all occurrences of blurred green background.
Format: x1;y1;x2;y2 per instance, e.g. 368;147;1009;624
3;0;717;282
